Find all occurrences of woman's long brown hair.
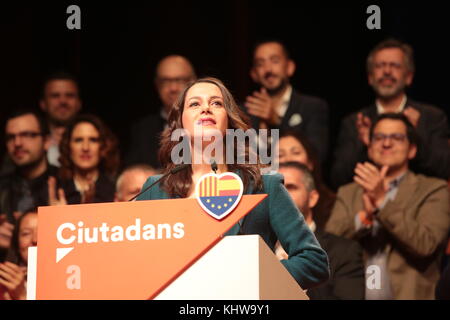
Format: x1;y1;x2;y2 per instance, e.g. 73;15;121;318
158;77;262;198
59;114;120;181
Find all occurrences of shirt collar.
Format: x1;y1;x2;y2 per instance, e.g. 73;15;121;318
160;108;169;121
388;171;407;191
277;85;292;118
308;220;317;233
376;94;407;114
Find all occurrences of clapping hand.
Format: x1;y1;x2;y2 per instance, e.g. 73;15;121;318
0;261;27;300
403;107;420;128
48;176;67;206
354;162;389;208
245;88;280;126
356;112;372;146
0;215;14;250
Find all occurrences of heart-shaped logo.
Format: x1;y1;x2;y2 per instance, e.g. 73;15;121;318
195;172;244;220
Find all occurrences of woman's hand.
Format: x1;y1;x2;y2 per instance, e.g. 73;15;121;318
0;215;14;250
48;176;67;206
274;241;289;260
0;262;27;300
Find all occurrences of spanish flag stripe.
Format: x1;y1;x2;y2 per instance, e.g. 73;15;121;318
219;190;240;196
220;175;236;180
218;180;241;191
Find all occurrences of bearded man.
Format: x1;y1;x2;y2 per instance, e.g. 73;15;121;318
331;39;450;189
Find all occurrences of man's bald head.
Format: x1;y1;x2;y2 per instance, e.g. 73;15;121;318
115;164;157;202
155;55;196;112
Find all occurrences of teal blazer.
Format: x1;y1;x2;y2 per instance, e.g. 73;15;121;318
137;172;330;289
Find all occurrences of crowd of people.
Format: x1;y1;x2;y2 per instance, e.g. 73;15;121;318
0;38;449;300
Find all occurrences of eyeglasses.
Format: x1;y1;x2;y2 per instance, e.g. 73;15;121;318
373;62;403;70
6;131;43;143
156;77;192;87
371;133;407;143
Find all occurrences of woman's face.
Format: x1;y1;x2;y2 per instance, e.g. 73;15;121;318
70;122;101;172
19;212;38;263
278;136;313;170
182;82;228;139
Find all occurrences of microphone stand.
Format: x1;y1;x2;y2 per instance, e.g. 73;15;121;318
128;164;190;201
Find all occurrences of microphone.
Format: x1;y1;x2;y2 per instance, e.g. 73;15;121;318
237;217;246;235
211;159;218;174
128;163;190;201
169;163;191;174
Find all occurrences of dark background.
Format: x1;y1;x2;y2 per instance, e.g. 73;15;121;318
1;1;449;175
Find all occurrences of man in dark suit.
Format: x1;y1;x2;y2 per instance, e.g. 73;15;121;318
331;38;450;189
277;161;365;300
436;263;450;300
126;55;196;169
0;109;58;262
245;40;329;165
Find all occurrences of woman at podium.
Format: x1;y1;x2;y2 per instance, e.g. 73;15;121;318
137;77;330;290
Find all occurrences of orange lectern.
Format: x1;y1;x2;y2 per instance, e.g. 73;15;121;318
32;195;266;300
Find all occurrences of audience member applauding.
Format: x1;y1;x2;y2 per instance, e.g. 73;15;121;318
326;113;450;299
0;210;37;300
245;39;329;165
332;39;450;189
0;73;82;175
0;109;57;261
48;114;119;205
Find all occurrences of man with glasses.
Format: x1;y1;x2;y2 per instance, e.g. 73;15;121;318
326;113;449;299
0;109;58;261
331;38;450;189
126;55;196;168
0;72;82;175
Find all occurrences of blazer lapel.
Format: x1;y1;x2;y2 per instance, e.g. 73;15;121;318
389;171;418;209
364;103;378;121
281;89;301;129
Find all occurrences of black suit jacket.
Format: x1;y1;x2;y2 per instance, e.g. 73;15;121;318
307;230;365;300
0;164;59;222
248;89;329;165
436;263;450;300
60;173;116;204
0;164;59;262
331;98;450;189
125;112;166;169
